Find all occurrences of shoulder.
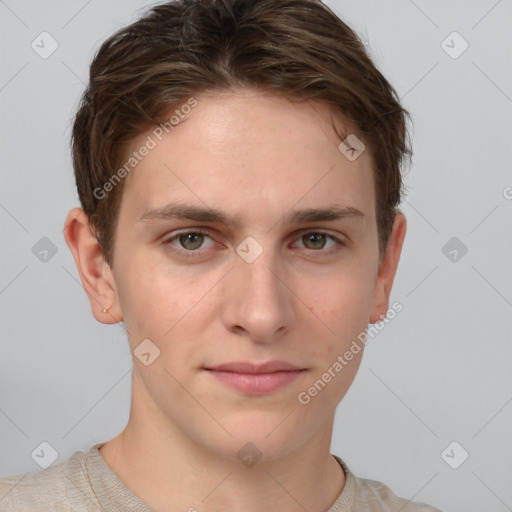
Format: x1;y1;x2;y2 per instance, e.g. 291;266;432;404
0;445;96;512
353;476;443;511
332;455;444;512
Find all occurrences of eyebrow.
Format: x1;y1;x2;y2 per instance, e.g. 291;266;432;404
137;202;366;227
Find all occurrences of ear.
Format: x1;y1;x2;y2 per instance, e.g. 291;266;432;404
369;212;407;324
63;207;122;324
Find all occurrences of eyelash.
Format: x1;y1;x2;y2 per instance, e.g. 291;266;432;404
161;228;345;259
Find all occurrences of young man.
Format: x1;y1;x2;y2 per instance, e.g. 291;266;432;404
0;0;443;510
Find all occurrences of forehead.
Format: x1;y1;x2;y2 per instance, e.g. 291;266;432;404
119;89;375;225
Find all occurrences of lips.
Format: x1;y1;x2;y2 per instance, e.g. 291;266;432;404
205;360;303;373
203;360;306;395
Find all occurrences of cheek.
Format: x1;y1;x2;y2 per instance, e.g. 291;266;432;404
116;255;218;346
302;267;374;370
113;254;172;339
310;274;373;331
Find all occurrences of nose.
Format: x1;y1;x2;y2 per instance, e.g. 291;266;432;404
220;241;296;344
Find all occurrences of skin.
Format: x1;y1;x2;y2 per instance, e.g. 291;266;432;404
64;88;406;512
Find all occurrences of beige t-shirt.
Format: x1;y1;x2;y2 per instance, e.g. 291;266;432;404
0;443;442;511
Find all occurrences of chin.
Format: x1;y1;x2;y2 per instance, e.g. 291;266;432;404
218;419;308;464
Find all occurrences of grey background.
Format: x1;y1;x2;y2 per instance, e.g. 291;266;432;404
1;1;511;510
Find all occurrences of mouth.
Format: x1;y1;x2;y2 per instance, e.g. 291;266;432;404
203;361;307;395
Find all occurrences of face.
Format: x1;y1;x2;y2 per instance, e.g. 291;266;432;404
100;89;402;462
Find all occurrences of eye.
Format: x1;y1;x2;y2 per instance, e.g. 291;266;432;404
162;229;215;257
293;231;343;251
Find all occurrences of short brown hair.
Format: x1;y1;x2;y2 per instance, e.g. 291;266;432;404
71;0;412;267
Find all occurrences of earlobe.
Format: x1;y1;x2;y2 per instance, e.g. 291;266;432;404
369;213;407;324
63;207;122;324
